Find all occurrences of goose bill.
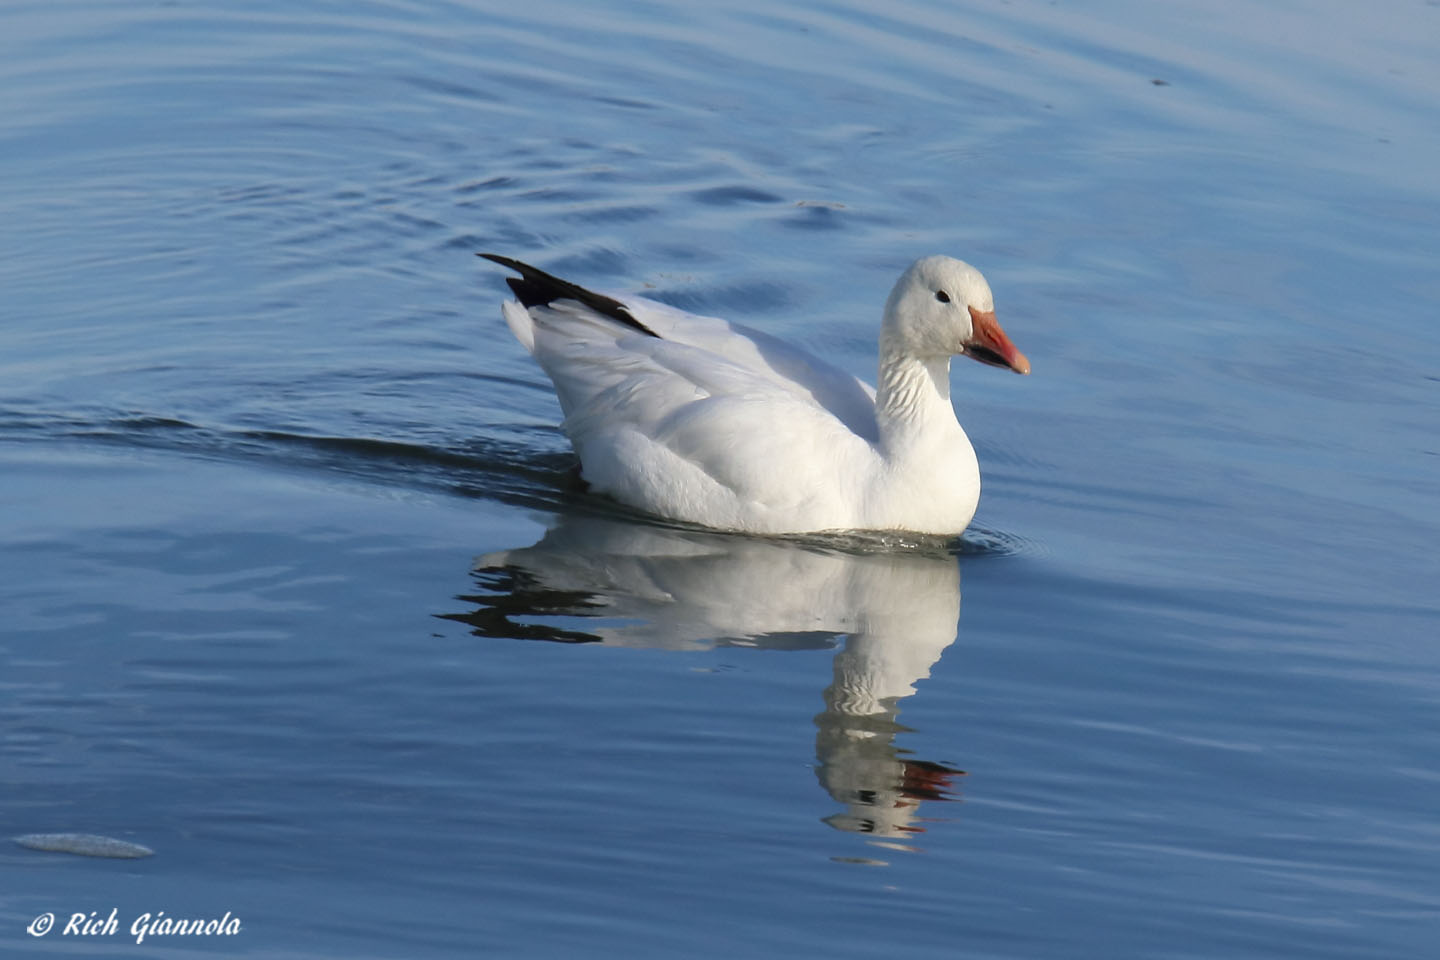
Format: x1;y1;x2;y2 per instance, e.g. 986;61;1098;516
964;307;1030;375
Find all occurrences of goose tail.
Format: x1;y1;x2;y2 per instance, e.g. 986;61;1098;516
479;253;660;339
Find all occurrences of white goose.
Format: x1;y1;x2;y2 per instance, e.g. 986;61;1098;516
480;253;1029;536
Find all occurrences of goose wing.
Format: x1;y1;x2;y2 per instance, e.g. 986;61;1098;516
483;254;878;441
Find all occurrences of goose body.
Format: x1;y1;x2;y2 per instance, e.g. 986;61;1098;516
481;254;1029;536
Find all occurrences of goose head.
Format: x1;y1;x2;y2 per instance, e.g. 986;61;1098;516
881;256;1030;374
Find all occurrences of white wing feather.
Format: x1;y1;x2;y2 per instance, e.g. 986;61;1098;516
514;294;881;528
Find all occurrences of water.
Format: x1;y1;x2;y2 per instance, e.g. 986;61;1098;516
3;0;1438;956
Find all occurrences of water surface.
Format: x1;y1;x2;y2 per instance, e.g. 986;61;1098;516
3;1;1438;957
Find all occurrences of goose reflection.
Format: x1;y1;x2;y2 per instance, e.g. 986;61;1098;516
442;513;967;851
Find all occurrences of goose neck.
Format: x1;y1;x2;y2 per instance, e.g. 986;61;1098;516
875;350;956;447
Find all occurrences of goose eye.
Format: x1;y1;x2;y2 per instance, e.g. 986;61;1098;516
935;290;951;303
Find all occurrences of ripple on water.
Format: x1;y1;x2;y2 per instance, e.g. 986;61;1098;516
688;185;785;206
956;523;1045;558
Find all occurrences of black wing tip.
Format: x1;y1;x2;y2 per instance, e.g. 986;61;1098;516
476;252;659;339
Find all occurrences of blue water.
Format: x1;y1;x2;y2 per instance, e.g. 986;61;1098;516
3;1;1438;957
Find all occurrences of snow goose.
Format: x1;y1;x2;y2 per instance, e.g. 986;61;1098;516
479;253;1028;536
